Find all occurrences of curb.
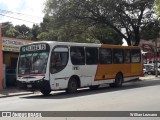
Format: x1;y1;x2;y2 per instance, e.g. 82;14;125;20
140;76;160;80
0;92;33;98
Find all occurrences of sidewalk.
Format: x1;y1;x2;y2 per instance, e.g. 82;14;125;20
0;87;33;98
139;75;160;80
0;76;159;98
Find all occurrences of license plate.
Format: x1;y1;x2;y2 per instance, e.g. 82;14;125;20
27;84;32;88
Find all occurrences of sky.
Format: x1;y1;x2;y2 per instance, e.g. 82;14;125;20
0;0;46;28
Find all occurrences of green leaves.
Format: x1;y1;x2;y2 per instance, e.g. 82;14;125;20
43;0;155;46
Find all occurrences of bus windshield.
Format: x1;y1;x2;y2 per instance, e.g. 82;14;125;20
18;52;49;75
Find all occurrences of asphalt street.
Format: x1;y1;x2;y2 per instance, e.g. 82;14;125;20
0;78;160;120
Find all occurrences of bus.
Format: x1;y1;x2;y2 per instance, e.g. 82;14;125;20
17;41;143;95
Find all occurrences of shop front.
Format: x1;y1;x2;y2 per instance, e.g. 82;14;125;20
2;37;31;88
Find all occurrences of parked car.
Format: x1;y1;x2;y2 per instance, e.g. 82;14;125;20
150;66;160;75
143;64;154;75
143;68;147;76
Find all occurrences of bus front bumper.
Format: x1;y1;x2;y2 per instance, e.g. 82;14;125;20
17;79;50;91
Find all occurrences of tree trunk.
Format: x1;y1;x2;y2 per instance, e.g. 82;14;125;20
133;29;140;46
125;38;131;46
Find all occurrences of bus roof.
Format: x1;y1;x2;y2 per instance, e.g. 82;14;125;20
25;41;140;49
28;41;101;47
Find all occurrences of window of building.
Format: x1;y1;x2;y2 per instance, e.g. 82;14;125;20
131;49;141;63
99;48;112;64
86;47;98;65
70;47;85;65
113;49;124;64
50;46;69;73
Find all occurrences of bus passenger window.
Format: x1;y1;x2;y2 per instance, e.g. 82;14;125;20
86;47;98;65
113;49;123;64
124;50;131;63
131;49;141;63
50;47;68;73
99;48;112;64
70;47;85;65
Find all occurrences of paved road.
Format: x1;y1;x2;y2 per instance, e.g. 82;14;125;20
0;79;160;120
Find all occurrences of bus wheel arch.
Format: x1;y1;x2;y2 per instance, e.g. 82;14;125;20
109;72;123;88
66;75;80;93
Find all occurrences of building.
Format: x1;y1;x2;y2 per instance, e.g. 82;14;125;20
139;40;160;63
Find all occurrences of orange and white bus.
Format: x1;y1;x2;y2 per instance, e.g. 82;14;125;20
17;41;143;95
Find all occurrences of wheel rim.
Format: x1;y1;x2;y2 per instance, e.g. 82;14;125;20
70;81;77;90
68;80;77;93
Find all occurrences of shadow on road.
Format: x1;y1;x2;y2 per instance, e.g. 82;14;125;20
21;79;160;99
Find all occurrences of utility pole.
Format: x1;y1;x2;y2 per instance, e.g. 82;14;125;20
154;32;160;77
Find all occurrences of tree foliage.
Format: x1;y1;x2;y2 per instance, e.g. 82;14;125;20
44;0;155;46
42;0;124;44
1;22;41;40
141;19;160;40
156;0;160;16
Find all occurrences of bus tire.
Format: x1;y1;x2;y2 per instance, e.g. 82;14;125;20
66;77;78;93
89;85;99;90
109;73;123;88
40;90;51;96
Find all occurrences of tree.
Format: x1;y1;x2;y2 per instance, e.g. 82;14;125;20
156;0;160;16
44;0;155;46
41;15;122;44
14;24;32;39
1;22;40;40
90;24;123;44
1;22;14;37
5;27;16;37
141;19;160;40
32;24;41;40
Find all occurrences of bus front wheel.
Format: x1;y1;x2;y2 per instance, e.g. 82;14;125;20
66;78;78;93
40;90;51;96
109;73;123;88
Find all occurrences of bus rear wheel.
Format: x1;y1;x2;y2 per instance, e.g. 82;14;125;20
109;73;123;88
66;78;78;93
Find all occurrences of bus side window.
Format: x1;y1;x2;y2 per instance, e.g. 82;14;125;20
113;49;124;64
50;47;69;74
70;47;85;65
131;49;141;63
86;47;98;65
99;48;112;64
124;49;131;63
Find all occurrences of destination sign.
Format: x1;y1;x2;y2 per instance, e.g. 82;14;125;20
21;43;49;53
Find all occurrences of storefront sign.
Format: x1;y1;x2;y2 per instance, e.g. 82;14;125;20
2;38;31;52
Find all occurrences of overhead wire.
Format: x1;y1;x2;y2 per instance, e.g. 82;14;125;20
0;8;43;24
0;13;39;24
0;9;43;19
